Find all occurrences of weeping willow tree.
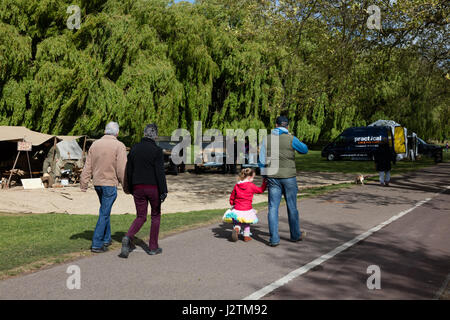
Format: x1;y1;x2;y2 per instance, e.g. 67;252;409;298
0;0;448;144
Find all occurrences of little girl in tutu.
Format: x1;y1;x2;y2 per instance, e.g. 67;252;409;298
223;168;267;242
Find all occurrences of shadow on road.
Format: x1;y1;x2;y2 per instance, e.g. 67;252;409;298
69;230;151;254
262;221;450;300
212;223;273;245
249;198;450;299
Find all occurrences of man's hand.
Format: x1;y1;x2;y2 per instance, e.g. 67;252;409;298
160;193;167;203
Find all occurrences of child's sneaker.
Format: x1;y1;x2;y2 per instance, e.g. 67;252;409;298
231;227;240;242
244;236;252;242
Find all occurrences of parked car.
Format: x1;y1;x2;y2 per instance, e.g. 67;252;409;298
193;137;261;174
417;138;443;163
322;126;394;161
194;141;228;174
155;137;185;175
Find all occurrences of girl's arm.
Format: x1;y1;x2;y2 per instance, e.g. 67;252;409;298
252;179;267;194
229;185;237;207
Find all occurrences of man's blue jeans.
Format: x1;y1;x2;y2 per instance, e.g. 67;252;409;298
92;186;117;249
267;177;301;244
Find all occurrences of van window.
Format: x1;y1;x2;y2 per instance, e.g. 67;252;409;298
335;135;347;146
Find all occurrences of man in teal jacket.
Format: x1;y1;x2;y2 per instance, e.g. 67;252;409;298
259;116;308;246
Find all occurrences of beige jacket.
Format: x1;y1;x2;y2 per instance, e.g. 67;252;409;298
80;135;127;190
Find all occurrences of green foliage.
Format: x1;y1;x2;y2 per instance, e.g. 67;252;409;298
0;0;448;144
0;22;32;82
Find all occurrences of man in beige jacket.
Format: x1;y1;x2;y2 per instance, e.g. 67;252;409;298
80;122;128;253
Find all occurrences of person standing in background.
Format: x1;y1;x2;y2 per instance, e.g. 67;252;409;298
374;142;396;186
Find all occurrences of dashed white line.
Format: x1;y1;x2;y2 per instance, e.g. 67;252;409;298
434;272;450;300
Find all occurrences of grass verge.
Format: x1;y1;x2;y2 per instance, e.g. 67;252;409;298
0;209;225;279
295;150;449;174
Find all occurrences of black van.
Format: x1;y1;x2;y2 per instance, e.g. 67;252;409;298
321;126;393;161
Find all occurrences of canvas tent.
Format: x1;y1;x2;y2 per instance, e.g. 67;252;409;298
0;126;86;188
57;135;84;141
56;140;84;160
0;126;84;145
0;126;55;146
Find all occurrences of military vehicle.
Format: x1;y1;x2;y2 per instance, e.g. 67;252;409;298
42;139;85;186
155;136;186;175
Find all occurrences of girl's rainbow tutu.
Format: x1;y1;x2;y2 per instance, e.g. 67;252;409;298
222;208;258;225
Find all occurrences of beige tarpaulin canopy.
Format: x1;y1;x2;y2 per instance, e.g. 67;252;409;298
0;126;84;145
56;135;84;141
0;126;54;146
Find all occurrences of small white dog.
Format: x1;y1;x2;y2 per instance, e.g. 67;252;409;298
355;174;365;185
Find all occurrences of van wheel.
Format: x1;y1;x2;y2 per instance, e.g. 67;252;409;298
327;153;336;161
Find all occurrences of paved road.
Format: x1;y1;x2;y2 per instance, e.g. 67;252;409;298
0;163;449;300
261;191;450;300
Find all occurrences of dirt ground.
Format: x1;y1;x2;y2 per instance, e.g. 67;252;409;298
0;171;358;215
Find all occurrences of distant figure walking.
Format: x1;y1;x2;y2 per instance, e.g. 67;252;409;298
446;142;449;152
119;124;168;258
223;168;267;242
374;142;396;186
80;122;128;253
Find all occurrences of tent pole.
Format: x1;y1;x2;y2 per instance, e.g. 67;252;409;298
82;136;87;160
52;136;57;162
26;151;33;178
7;152;21;189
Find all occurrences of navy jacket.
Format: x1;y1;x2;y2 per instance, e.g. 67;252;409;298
126;137;168;195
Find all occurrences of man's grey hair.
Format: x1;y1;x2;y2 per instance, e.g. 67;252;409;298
105;121;120;136
144;123;158;140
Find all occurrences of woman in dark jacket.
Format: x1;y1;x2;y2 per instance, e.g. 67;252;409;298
119;123;168;258
374;142;396;186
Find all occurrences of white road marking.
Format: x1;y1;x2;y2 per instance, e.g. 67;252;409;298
433;272;450;300
244;197;433;300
